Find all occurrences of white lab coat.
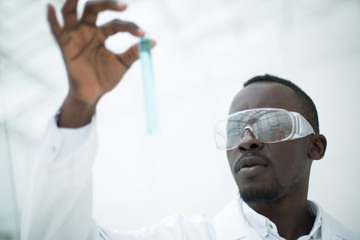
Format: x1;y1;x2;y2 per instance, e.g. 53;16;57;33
21;117;360;240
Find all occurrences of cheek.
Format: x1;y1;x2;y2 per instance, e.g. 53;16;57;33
226;150;237;172
267;141;308;178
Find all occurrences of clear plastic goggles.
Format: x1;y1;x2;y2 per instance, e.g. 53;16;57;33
214;108;315;150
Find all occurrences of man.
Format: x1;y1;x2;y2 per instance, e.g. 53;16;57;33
21;0;359;239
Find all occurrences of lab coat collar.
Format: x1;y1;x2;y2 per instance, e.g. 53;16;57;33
307;200;322;239
212;198;325;240
242;200;275;238
213;197;247;240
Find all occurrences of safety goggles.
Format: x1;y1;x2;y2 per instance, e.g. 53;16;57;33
214;108;315;150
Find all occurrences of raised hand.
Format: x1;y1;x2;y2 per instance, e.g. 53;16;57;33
47;0;153;127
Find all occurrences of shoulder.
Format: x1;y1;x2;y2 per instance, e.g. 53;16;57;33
145;214;215;237
320;205;360;239
101;214;216;240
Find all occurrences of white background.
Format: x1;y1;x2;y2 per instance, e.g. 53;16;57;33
1;0;359;238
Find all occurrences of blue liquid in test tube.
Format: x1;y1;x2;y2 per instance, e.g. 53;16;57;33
139;38;159;135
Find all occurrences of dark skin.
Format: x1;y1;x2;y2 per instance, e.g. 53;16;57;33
227;82;327;240
47;0;155;128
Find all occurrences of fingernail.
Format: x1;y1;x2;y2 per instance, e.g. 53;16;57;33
117;2;127;9
137;29;145;36
150;39;157;48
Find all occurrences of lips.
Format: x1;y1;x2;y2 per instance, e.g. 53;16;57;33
235;155;269;172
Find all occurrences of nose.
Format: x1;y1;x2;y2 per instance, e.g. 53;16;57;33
238;128;264;152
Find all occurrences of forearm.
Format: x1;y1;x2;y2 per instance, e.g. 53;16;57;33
21;116;100;240
26;0;149;237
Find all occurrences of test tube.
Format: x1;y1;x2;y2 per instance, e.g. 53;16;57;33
139;38;159;135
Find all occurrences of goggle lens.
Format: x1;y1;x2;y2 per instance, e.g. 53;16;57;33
214;108;314;150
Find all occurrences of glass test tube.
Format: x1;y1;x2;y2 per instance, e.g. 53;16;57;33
139;38;159;135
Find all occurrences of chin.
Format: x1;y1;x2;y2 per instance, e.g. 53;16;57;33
239;181;284;204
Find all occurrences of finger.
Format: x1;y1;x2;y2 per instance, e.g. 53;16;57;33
99;19;145;38
80;0;127;26
117;43;139;69
61;0;79;29
117;40;156;69
47;4;62;40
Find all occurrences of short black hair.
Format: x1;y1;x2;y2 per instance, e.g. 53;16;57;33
243;74;320;134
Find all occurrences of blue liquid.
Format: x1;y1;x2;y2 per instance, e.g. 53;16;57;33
139;38;159;135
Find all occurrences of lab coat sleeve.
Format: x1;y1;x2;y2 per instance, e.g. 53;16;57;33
21;115;101;240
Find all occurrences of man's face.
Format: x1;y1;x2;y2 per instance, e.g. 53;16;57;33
227;82;312;204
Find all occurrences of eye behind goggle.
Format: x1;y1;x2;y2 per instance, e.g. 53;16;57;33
213;108;313;150
254;112;294;143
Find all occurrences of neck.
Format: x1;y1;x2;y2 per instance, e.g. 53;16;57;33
248;193;315;240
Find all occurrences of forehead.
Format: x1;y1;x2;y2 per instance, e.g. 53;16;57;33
229;82;302;114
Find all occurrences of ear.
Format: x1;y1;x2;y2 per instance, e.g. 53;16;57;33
308;134;327;160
